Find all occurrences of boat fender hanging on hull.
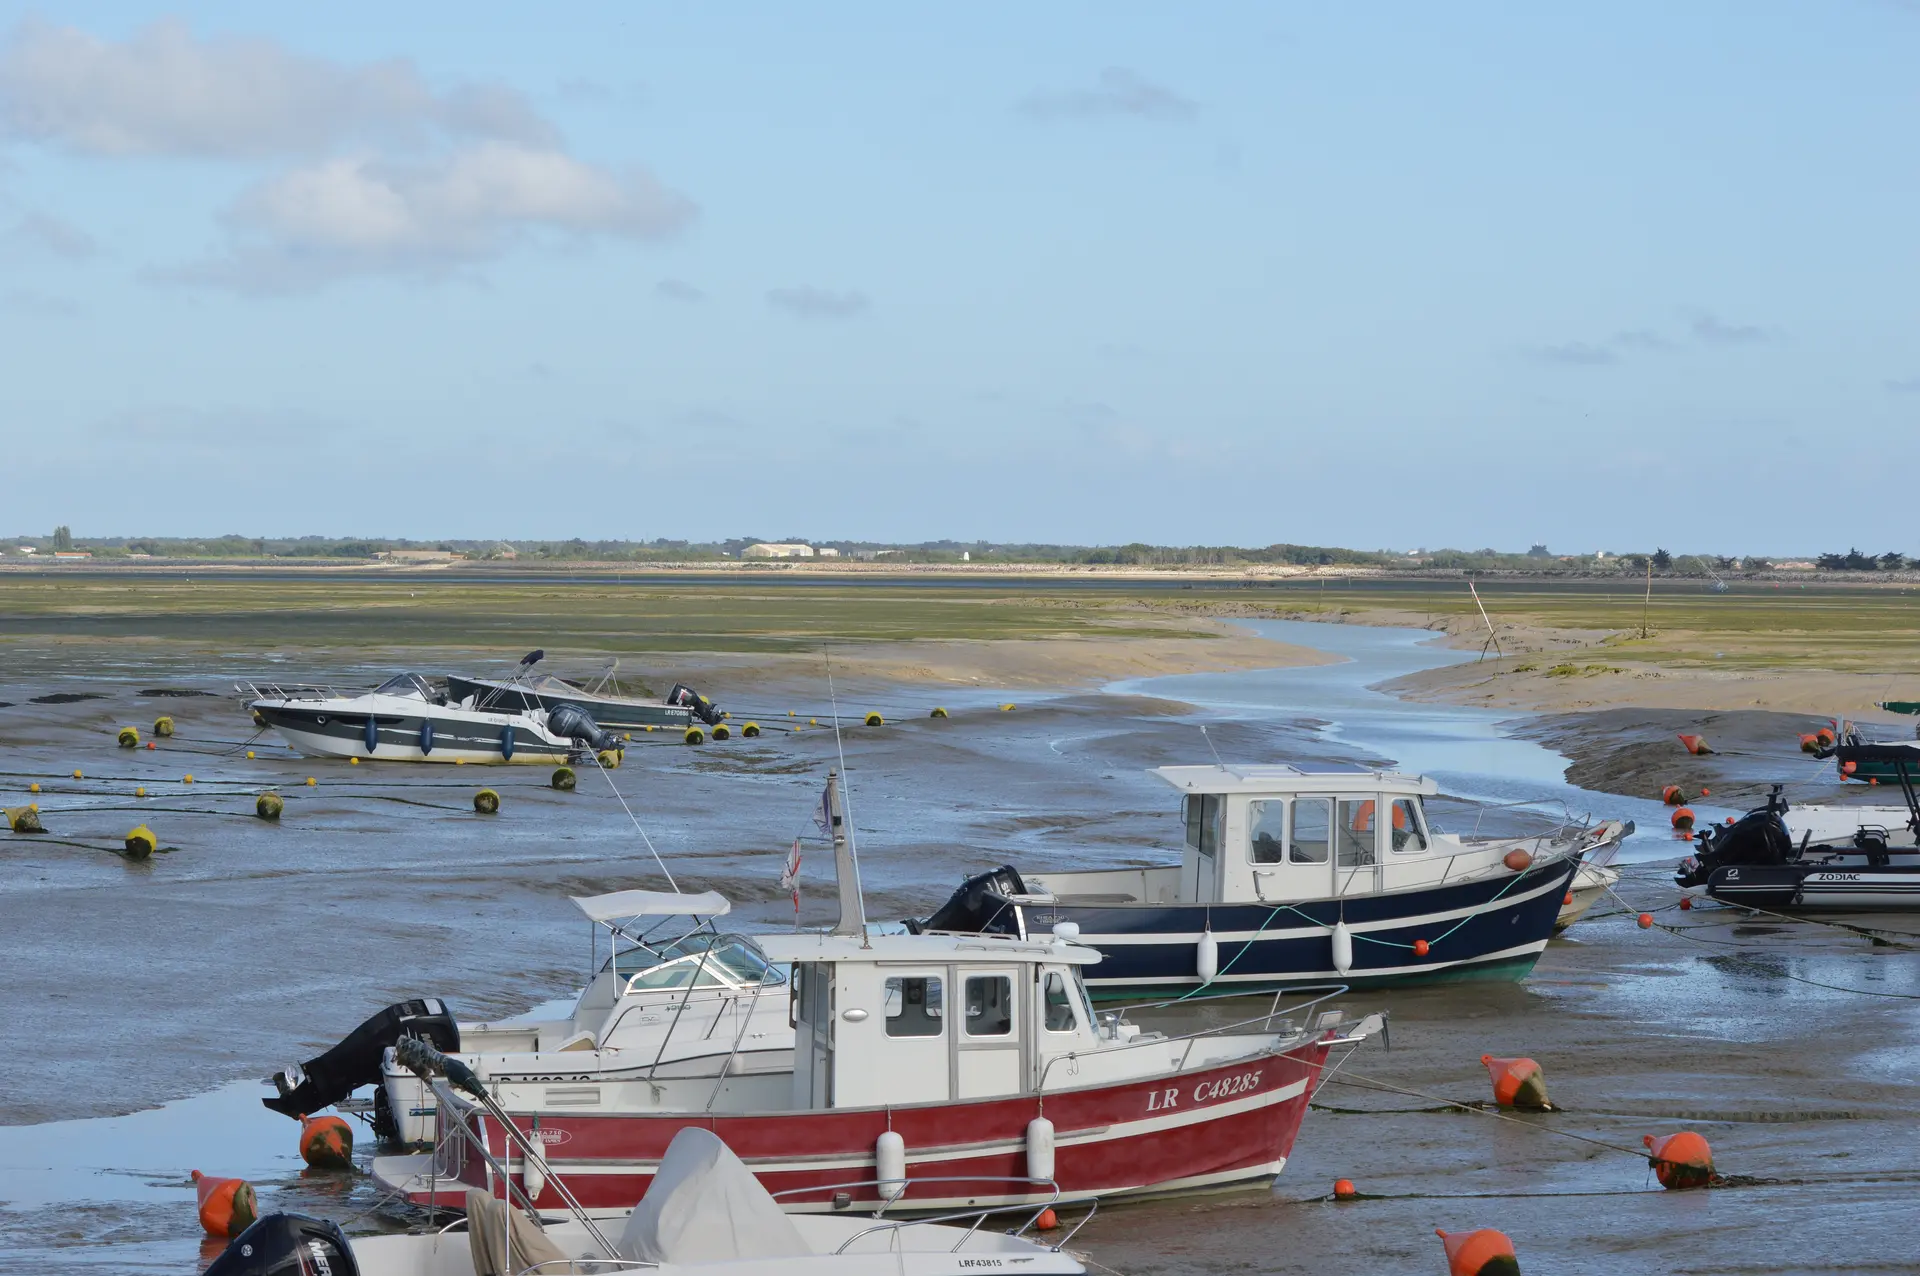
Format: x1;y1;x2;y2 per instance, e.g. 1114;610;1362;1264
419;720;434;756
1196;930;1219;984
500;725;515;761
363;715;378;756
1331;921;1353;975
1025;1117;1055;1182
875;1130;906;1199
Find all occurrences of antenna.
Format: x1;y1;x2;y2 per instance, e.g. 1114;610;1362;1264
824;648;871;946
1200;723;1227;769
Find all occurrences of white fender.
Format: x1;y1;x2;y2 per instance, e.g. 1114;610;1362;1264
1330;921;1353;975
1025;1116;1056;1183
522;1138;547;1201
1196;930;1219;984
875;1130;906;1198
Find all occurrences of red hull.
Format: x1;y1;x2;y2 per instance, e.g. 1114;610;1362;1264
404;1041;1329;1213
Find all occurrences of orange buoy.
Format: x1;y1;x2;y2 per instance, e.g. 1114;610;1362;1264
1661;785;1684;805
1638;912;1655;928
1670;807;1695;831
192;1170;258;1237
1815;726;1836;747
1869;777;1880;787
1678;733;1712;755
1413;939;1430;957
1842;760;1857;776
1480;1055;1550;1109
299;1114;354;1169
1644;1131;1714;1189
1562;892;1574;905
1700;788;1710;797
1502;848;1533;872
1799;733;1820;754
1034;1206;1059;1229
1436;1227;1520;1276
1679;895;1694;910
1333;1178;1358;1200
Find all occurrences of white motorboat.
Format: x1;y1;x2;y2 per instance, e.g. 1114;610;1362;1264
243;672;621;764
1553;820;1631;931
203;1128;1086;1276
378;890;795;1146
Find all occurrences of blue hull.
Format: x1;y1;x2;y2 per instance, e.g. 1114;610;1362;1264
992;858;1580;997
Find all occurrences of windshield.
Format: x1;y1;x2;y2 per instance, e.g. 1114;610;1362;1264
605;933;785;987
372;673;433;700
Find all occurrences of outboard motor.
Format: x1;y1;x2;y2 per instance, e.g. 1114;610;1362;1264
907;865;1028;935
547;702;620;753
665;683;722;726
203;1213;359;1276
1675;787;1796;888
263;999;458;1120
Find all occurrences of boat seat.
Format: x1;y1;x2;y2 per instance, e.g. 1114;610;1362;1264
464;1189;576;1276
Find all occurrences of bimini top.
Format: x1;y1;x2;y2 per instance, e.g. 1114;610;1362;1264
572;889;732;923
1152;764;1438;797
759;930;1101;967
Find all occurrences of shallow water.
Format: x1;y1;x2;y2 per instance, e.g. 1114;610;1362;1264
5;623;1919;1274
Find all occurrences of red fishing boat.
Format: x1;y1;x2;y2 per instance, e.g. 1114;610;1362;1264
374;926;1377;1216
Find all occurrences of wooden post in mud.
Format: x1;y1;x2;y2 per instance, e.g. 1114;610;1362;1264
1642;557;1652;639
1469;581;1501;661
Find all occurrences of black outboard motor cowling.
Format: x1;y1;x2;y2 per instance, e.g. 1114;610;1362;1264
1675;787;1796;888
263;998;458;1120
204;1213;359;1276
547;702;619;753
907;865;1028;935
665;683;722;726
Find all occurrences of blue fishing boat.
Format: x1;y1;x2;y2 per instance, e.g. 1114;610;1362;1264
910;765;1630;997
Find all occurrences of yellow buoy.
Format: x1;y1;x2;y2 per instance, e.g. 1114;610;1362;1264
349;757;359;765
73;769;83;780
246;750;255;760
306;776;316;786
455;757;465;765
153;715;175;738
183;774;194;784
551;766;577;792
124;825;157;858
118;726;140;748
474;788;500;814
597;749;621;768
809;718;819;727
135;786;147;798
256;792;283;820
864;712;883;727
251;708;266;727
685;726;705;746
7;807;45;833
930;707;949;718
742;722;761;737
713;724;731;741
29;782;40;793
623;732;632;742
1000;703;1016;712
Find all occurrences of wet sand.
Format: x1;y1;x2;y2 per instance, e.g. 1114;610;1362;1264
5;628;1920;1274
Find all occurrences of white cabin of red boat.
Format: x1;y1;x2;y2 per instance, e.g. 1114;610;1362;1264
758;932;1105;1110
1145;764;1443;906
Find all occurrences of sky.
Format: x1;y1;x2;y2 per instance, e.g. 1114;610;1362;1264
1;2;1916;554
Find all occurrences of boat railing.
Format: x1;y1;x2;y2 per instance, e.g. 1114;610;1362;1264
234;679;341;702
768;1175;1089;1252
1035;985;1359;1092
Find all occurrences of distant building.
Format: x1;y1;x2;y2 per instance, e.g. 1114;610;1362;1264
743;543;815;559
814;547;841;558
1776;560;1816;570
376;549;463;563
16;545;35;555
51;550;91;560
492;543;518;560
961;551;971;561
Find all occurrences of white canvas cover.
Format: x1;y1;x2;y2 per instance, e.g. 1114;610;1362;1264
572;889;731;922
617;1128;809;1265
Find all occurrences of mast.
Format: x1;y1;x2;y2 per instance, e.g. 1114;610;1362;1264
826;768;869;942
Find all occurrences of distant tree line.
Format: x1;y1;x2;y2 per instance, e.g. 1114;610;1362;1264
1815;549;1908;571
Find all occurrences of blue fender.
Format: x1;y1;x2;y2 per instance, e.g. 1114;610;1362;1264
501;725;515;761
364;715;379;755
420;719;434;756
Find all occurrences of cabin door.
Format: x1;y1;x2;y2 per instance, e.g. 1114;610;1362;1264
955;968;1023;1099
1335;797;1384;896
792;962;834;1109
832;967;951;1106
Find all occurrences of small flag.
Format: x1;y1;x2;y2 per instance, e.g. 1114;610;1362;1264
779;840;802;918
813;778;835;838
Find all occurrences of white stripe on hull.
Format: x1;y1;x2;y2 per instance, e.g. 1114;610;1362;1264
1086;937;1549;988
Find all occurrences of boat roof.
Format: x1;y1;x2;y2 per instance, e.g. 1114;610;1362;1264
1152;764;1439;797
758;931;1101;966
572;889;732;922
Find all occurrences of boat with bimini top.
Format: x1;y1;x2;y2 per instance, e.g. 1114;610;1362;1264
910;764;1630;996
448;649;724;732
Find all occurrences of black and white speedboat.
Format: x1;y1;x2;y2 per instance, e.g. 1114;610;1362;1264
245;672;621;764
448;650;724;732
1676;747;1920;910
910;764;1628;996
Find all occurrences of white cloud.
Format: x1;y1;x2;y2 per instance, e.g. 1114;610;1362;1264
0;18;553;156
165;143;693;292
0;20;694;291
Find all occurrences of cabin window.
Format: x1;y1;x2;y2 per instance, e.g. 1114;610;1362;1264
1185;794;1223;858
1389;797;1428;853
1042;971;1077;1032
1336;799;1377;866
1248;800;1287;864
1290;798;1331;864
965;976;1014;1036
883;976;944;1037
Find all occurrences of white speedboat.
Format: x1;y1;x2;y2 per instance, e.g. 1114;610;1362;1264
1554;820;1631;931
203;1128;1086;1276
378;890;795;1146
244;672;620;764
